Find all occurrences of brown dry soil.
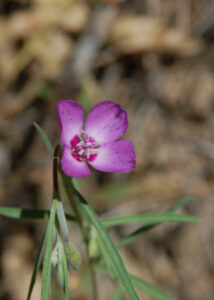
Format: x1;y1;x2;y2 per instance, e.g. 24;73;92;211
0;0;214;299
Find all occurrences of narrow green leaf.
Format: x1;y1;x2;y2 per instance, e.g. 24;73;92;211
53;235;65;290
97;234;115;278
56;250;64;288
73;189;139;300
102;212;200;227
0;206;75;222
62;246;69;300
131;275;174;300
118;197;200;248
100;267;174;300
56;202;69;241
61;172;88;223
113;284;123;300
41;199;57;300
27;231;47;300
117;225;153;248
71;178;80;191
34;122;54;158
168;197;199;212
0;206;50;219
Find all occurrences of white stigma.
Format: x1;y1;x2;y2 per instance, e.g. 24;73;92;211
77;141;84;147
78;149;84;155
86;148;91;159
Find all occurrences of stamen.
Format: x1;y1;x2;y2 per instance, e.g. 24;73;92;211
86;148;91;159
78;149;84;155
77;141;84;147
70;134;99;162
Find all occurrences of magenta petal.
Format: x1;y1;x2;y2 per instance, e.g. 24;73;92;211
85;101;128;144
88;140;136;173
57;100;83;146
61;145;91;178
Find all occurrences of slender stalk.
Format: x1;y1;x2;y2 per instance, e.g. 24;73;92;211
62;175;98;300
55;145;98;299
53;144;61;199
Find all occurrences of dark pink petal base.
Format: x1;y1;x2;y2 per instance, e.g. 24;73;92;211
70;134;99;163
61;145;91;178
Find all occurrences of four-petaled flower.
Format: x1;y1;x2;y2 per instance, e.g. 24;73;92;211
57;100;136;178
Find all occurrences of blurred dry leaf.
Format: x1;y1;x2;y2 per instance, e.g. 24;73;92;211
0;80;42;118
6;1;89;39
0;29;72;92
150;64;214;119
111;15;203;56
0;0;89;91
33;30;73;79
1;233;41;300
59;2;90;33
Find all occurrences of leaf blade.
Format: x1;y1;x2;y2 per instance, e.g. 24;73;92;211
118;197;200;248
131;275;174;300
0;206;75;222
100;268;174;300
62;245;69;299
113;284;123;300
27;231;47;300
74;189;140;300
102;212;200;227
41;199;57;300
96;234;116;278
34;122;54;158
168;197;199;212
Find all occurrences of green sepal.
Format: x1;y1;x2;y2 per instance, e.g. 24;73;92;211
51;245;58;268
56;201;69;242
88;226;100;259
64;242;81;271
57;248;65;289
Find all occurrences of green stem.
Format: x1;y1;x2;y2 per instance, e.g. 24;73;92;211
53;144;61;199
62;174;98;300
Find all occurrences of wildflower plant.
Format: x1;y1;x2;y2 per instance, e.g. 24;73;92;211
0;100;200;300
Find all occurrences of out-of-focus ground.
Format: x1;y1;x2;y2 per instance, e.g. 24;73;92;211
0;0;214;299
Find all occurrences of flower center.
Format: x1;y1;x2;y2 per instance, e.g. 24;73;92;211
70;133;99;162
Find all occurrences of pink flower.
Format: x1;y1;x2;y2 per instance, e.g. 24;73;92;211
57;100;136;178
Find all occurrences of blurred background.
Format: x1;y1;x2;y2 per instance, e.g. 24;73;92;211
0;0;214;299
